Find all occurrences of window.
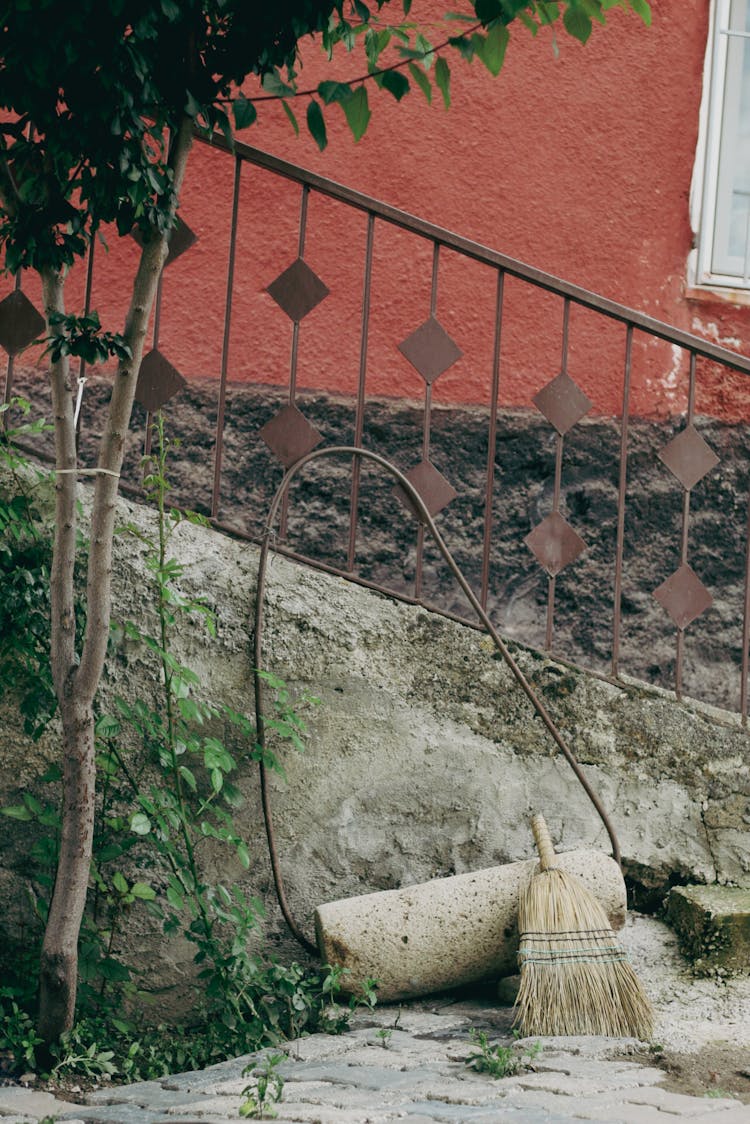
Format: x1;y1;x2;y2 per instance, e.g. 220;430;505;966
695;0;750;289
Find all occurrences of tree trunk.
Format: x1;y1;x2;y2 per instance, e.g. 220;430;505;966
37;115;195;1044
37;265;82;1042
37;701;96;1043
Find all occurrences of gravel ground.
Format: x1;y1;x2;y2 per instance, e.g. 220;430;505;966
616;913;750;1102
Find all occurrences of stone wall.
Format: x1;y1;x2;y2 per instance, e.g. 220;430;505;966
10;372;750;715
1;474;749;1008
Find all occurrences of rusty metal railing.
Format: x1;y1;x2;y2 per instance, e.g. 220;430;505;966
3;131;750;720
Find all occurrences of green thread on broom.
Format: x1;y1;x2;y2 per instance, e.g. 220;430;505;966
521;929;616;939
519;952;629;965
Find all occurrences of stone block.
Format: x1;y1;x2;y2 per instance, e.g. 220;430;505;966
316;850;626;1001
0;1087;76;1117
666;885;750;976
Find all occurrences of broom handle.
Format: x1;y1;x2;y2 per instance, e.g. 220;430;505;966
531;814;558;871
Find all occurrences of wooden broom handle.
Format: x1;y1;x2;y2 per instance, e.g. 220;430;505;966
531;814;558;871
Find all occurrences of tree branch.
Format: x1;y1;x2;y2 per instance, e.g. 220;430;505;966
75;114;195;706
41;266;77;701
222;22;483;105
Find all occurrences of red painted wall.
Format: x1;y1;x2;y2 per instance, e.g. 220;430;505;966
7;0;750;419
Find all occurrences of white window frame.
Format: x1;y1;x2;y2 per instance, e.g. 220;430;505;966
692;0;750;290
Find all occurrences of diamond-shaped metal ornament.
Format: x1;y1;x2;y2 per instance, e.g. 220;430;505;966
131;218;198;267
658;424;719;491
135;349;186;413
259;404;322;468
653;563;712;630
533;371;592;435
525;511;587;576
398;316;462;385
393;459;458;521
266;259;329;322
0;290;45;356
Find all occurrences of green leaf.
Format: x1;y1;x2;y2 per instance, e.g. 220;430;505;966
233;95;257;130
130;812;151;835
23;793;42;815
306;100;327;151
177;696;201;722
112;871;129;894
222;780;243;808
130;881;157;900
381;70;410;101
39;763;62;784
435;57;451;109
2;804;33;821
97;958;131;982
236;841;250;869
179;765;197;791
475;23;509;75
563;5;592;42
628;0;651;24
95;714;121;737
402;0;412;13
340;86;371;142
396;45;430;62
261;70;296;97
217;883;233;907
365;27;391;67
281;100;300;136
170;675;191;699
166;884;184;910
317;80;352;105
475;0;502;21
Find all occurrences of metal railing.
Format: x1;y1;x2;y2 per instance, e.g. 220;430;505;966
4;131;750;719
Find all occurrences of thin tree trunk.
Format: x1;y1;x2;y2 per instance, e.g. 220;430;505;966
37;266;83;1043
38;115;194;1044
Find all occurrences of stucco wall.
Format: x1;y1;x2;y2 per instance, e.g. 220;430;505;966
4;0;749;420
1;479;748;1004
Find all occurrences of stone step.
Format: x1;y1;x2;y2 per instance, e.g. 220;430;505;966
665;885;750;976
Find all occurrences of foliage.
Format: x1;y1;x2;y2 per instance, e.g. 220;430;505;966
48;1028;118;1082
465;1028;542;1078
260;0;651;151
0;0;652;276
41;312;133;367
240;1053;286;1120
0;400;57;738
0;0;344;271
101;414;321;1027
0;989;43;1069
0;424;375;1080
0;962;373;1081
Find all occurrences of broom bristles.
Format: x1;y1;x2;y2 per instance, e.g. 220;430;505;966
514;819;654;1040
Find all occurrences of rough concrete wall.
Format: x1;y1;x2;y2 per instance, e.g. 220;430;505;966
1;481;748;1006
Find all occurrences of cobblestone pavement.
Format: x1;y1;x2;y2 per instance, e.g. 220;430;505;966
0;998;747;1124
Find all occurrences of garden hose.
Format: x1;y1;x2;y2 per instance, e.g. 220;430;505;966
252;446;621;957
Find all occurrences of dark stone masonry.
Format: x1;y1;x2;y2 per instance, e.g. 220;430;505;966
9;369;750;713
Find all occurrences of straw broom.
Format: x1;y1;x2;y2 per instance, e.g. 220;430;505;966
514;814;654;1039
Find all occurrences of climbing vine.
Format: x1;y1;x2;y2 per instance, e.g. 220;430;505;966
0;412;374;1079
